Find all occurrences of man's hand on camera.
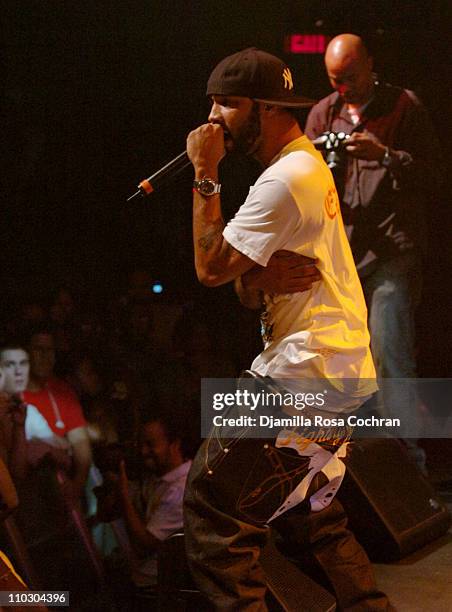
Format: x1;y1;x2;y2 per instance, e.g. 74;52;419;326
242;250;321;294
346;131;386;162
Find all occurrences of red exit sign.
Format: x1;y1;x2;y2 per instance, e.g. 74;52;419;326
285;34;328;54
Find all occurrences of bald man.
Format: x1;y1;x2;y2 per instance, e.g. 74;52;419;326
305;34;443;466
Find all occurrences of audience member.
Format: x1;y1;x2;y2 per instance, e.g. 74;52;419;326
0;343;69;479
97;412;192;604
0;341;75;595
23;326;92;503
68;353;118;446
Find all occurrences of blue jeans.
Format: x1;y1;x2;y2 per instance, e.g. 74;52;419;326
361;252;423;438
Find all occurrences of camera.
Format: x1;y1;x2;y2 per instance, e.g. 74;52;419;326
312;131;350;170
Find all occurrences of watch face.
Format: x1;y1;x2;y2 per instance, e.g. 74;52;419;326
194;178;220;196
200;179;215;195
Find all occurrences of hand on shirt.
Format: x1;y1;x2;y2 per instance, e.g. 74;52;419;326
346;131;386;162
243;250;322;294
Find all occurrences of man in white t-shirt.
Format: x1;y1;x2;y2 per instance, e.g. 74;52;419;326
184;48;393;610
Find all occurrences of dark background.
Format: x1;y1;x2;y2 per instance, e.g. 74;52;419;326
1;0;451;373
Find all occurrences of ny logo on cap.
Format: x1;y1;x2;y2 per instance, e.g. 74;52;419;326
282;67;294;90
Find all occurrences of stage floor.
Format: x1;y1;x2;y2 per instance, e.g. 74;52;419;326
374;447;452;611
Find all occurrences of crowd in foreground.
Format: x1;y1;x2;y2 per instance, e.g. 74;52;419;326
0;275;245;610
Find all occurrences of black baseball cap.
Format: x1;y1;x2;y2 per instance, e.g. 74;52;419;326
206;47;315;108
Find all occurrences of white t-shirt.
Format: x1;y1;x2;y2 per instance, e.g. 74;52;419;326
224;136;377;411
25;404;69;449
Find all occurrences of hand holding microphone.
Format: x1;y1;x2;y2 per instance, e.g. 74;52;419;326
127;123;226;202
186;123;225;179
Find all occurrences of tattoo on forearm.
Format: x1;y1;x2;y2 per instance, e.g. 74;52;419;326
198;227;223;252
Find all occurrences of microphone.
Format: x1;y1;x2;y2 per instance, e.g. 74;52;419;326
127;151;191;202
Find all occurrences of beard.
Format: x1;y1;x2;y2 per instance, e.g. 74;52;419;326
231;102;262;156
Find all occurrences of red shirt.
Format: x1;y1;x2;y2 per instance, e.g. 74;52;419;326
24;378;86;436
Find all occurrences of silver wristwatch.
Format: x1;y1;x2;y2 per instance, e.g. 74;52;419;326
193;177;221;197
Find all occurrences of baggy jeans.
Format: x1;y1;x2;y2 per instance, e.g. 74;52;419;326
184;428;394;611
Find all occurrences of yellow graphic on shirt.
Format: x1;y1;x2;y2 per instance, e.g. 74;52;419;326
324;186;340;219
